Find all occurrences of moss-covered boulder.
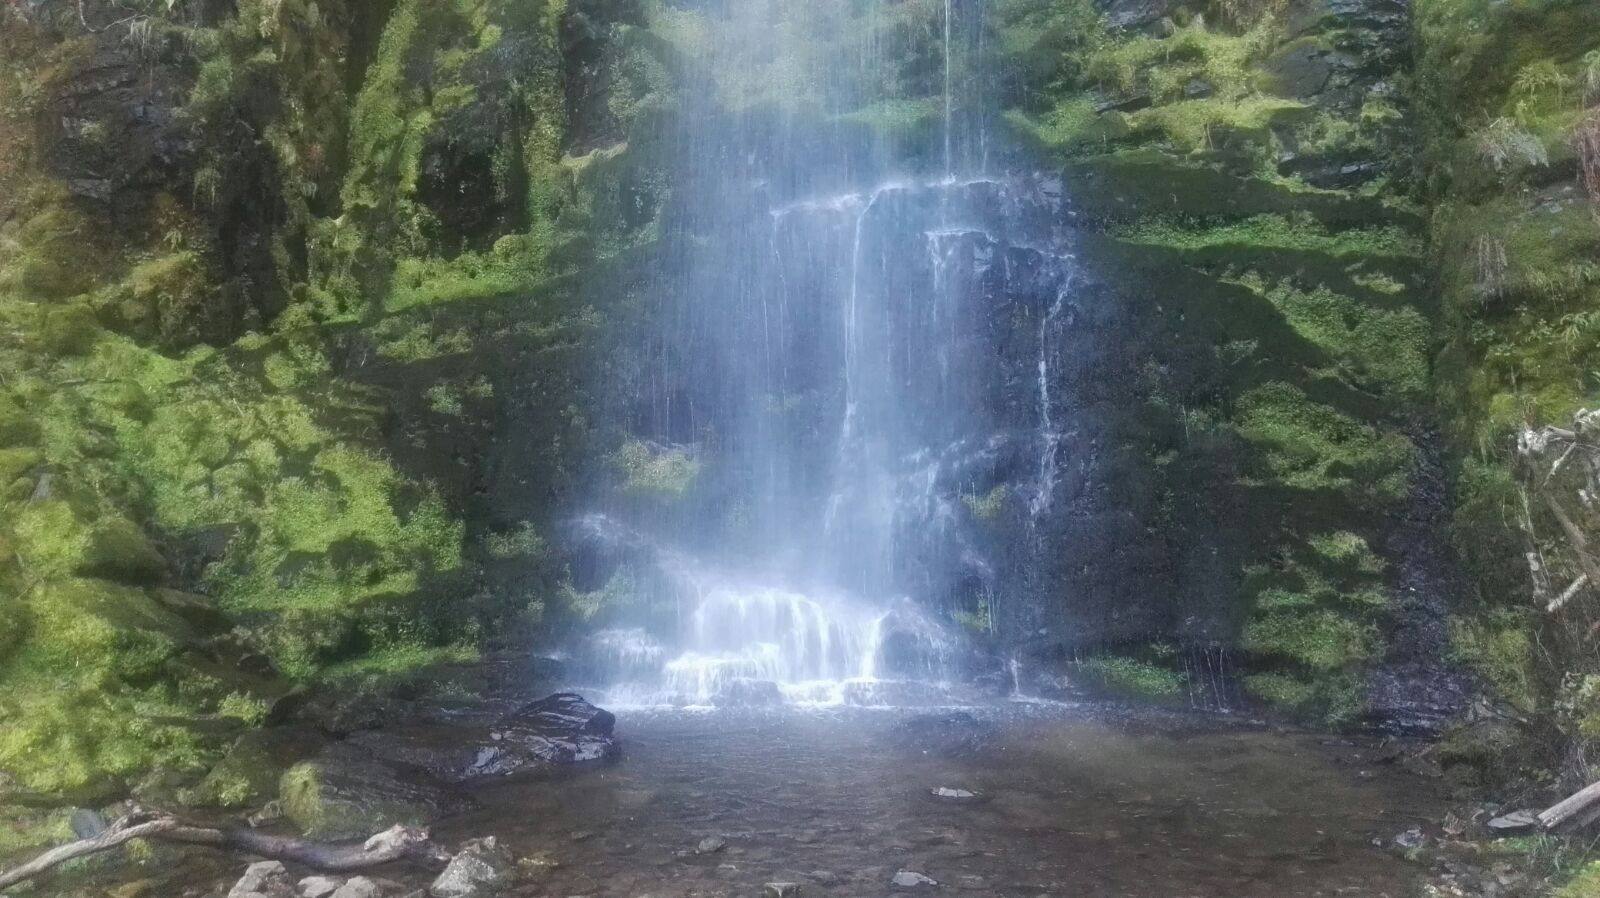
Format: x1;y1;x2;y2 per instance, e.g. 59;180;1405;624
280;745;464;839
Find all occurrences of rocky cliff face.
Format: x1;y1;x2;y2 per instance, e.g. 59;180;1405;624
1;0;1596;832
0;0;647;804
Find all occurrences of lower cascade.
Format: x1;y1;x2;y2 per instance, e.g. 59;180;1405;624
580;553;961;708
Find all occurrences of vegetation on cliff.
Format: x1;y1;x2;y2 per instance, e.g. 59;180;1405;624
1412;0;1600;780
0;0;664;812
995;0;1429;725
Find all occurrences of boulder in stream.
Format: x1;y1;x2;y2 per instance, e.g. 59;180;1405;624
348;692;619;783
280;744;466;839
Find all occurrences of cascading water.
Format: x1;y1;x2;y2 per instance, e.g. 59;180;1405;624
578;0;1082;707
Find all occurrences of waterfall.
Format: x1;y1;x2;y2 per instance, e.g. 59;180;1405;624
579;0;1083;706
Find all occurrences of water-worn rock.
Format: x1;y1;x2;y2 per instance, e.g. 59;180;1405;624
349;693;619;783
280;744;465;839
229;861;295;898
1486;810;1539;835
1097;0;1175;30
763;883;801;898
430;837;514;898
696;835;727;854
330;877;383;898
298;876;343;898
931;787;977;800
892;870;938;888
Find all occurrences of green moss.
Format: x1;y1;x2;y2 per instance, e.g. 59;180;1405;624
1235;382;1415;500
0;807;75;862
1449;611;1540;714
1128;96;1307;153
1555;862;1600;898
1242;609;1375;671
614;439;700;500
962;485;1008;521
1119;213;1421;259
1079;654;1187;700
1243;670;1365;726
1228;273;1430;400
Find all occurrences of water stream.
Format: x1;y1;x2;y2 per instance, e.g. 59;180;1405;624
571;0;1106;705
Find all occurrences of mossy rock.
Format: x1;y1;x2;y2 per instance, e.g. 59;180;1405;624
1060;149;1410;229
280;744;464;839
0;394;37;447
1433;717;1526;790
185;727;325;809
13;501;166;585
1243;670;1366;727
1078;653;1188;702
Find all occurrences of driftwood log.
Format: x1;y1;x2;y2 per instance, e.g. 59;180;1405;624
0;808;447;893
1539;780;1600;833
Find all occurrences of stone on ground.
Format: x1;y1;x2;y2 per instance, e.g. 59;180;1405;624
229;861;295;898
430;836;515;898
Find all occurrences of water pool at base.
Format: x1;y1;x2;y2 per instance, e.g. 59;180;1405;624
435;703;1446;898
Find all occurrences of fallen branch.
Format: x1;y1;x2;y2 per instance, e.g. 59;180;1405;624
0;809;447;893
1539;780;1600;833
0;816;179;891
1549;574;1590;614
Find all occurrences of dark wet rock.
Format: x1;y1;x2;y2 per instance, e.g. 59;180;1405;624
297;688;415;737
763;883;801;898
1097;0;1174;30
1486;810;1539;835
430;837;514;898
69;807;109;838
1093;92;1153;114
1367;430;1475;738
806;871;840;886
280;744;466;840
892;871;939;888
229;861;295;898
714;678;784;707
348;692;619;783
890;712;998;758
